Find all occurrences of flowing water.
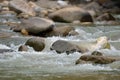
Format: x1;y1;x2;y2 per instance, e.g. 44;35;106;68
0;23;120;80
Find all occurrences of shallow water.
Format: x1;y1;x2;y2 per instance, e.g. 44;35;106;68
0;25;120;80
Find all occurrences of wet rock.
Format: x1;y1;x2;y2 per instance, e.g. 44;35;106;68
68;0;92;4
95;0;111;5
96;13;116;21
47;26;75;37
48;7;93;23
0;0;4;3
21;29;29;36
13;17;55;36
68;30;79;36
25;37;45;51
50;40;81;54
18;45;28;51
76;55;116;65
91;51;103;56
9;0;36;16
0;49;13;53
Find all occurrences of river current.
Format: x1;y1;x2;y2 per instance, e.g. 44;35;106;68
0;24;120;80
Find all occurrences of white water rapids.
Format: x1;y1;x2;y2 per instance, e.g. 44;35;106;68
0;25;120;80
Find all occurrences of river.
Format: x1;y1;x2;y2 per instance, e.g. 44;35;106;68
0;24;120;80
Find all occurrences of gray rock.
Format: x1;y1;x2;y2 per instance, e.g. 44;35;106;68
96;13;116;21
25;37;45;51
18;45;28;51
50;40;81;54
91;51;103;56
49;7;93;23
13;17;55;36
9;0;35;16
47;26;75;37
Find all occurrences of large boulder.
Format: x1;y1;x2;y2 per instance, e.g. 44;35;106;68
9;0;36;16
48;7;93;23
76;55;116;64
25;37;45;51
50;40;81;54
13;17;55;36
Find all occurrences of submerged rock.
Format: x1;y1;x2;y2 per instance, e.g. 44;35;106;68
76;55;116;65
25;37;45;51
49;7;93;23
91;51;103;56
0;49;13;53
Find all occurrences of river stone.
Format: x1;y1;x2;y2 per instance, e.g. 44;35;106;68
91;51;103;56
50;40;81;54
25;37;45;51
47;26;75;37
76;55;116;65
48;7;93;23
96;13;116;21
9;0;36;16
18;45;28;51
13;17;55;36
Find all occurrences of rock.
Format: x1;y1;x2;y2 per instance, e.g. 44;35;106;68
91;51;103;56
47;26;75;37
83;2;102;16
21;29;29;36
95;0;111;5
96;13;116;21
13;17;55;36
25;37;45;51
68;0;91;4
68;30;79;36
0;0;4;3
0;49;13;53
76;55;116;64
50;40;81;54
27;0;38;2
48;7;93;23
18;45;28;51
9;0;36;16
